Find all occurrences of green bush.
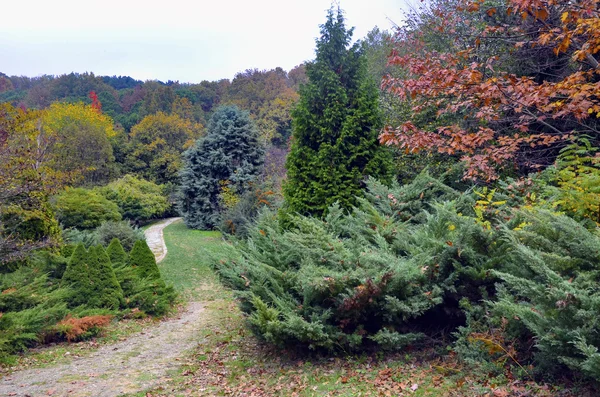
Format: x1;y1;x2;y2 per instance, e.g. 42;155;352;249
216;173;485;351
0;238;175;361
53;188;121;229
107;238;128;265
219;182;282;238
61;243;123;309
97;175;170;223
0;302;69;360
0;265;71;361
95;220;145;251
218;171;600;384
457;209;600;381
128;240;164;281
61;220;145;252
62;227;97;247
119;240;175;316
29;251;69;280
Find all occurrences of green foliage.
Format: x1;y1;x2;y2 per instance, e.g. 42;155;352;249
217;173;481;351
61;243;123;309
94;221;145;251
0;219;170;361
128;240;163;281
106;238;128;265
219;170;600;384
125;112;203;185
0;264;69;360
459;208;600;381
97;175;170;223
0;103;62;270
219;182;282;238
553;138;600;226
283;8;392;217
122;276;175;317
53;188;121;229
61;227;97;248
41;101;118;186
29;250;69;280
178;105;265;229
119;240;175;316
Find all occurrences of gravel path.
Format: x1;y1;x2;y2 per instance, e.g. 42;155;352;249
0;218;206;397
145;217;182;263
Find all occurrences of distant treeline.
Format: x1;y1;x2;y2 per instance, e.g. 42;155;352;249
0;67;307;141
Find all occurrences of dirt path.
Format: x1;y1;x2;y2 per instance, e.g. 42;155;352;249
0;218;207;397
145;217;182;263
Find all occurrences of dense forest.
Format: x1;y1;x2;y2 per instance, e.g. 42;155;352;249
2;0;600;394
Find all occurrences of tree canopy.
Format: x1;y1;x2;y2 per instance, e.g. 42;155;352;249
41;102;117;185
284;7;392;216
125;112;203;185
380;0;600;181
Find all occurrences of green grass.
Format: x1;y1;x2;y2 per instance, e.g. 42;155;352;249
158;220;236;301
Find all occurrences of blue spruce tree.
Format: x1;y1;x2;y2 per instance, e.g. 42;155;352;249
178;105;264;229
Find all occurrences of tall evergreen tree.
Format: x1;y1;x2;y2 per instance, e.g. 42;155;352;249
178;105;264;229
284;8;392;216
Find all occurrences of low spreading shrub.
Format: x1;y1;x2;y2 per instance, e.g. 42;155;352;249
217;172;600;383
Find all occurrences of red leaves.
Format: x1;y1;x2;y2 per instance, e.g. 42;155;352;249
54;315;113;342
88;91;102;113
380;0;600;181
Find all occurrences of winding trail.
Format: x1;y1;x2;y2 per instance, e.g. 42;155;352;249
145;217;182;263
0;217;207;397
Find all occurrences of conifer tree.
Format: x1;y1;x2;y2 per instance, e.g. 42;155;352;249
61;243;122;309
61;243;90;307
89;245;123;309
283;7;392;216
125;240;175;315
128;240;164;283
106;238;128;265
178;105;264;229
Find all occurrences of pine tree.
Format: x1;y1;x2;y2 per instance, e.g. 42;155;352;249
125;240;175;316
283;7;392;217
61;243;122;309
178;105;264;229
89;245;123;309
106;238;128;265
128;240;164;283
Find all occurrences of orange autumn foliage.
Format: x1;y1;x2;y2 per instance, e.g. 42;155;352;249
380;0;600;180
55;314;113;342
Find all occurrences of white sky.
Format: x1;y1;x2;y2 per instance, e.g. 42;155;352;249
0;0;409;83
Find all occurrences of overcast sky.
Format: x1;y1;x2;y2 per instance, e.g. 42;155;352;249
0;0;410;83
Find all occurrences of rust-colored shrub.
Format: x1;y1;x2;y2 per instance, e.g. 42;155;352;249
54;314;113;342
